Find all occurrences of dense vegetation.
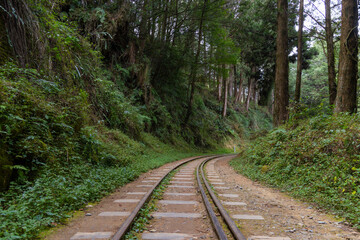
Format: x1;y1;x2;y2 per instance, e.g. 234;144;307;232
0;0;273;238
1;0;359;238
231;110;360;230
0;0;275;190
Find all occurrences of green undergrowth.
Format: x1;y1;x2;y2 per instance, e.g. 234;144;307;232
0;1;273;238
0;150;196;239
0;61;269;239
230;112;360;230
125;169;177;239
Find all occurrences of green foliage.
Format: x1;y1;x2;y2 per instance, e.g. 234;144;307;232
0;164;134;239
0;149;197;239
289;41;339;107
230;112;360;230
0;63;88;174
0;0;276;238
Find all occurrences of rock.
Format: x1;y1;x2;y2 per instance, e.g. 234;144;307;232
85;213;92;216
150;229;156;232
318;221;326;224
86;205;93;208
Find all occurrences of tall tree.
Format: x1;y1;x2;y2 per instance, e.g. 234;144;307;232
325;0;337;106
273;0;289;126
294;0;304;103
334;0;358;113
184;0;207;124
222;65;228;117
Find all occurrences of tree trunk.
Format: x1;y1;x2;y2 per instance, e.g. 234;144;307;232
222;65;228;117
233;65;237;99
246;77;253;111
172;0;179;46
161;0;170;42
208;44;213;87
184;0;207;124
273;0;289;126
294;0;304;103
251;80;256;102
228;65;234;97
235;72;244;103
242;86;246;103
217;68;222;101
334;0;358;113
325;0;337;106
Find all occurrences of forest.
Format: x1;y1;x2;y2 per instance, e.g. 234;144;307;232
0;0;359;238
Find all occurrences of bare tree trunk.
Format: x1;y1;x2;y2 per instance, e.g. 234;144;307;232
294;0;304;103
217;69;222;101
208;44;213;87
273;0;289;126
235;72;244;103
242;86;246;103
228;64;234;97
246;77;253;111
151;1;156;41
161;0;170;42
251;80;256;102
334;0;358;113
325;0;337;106
222;65;228;117
233;65;237;99
184;0;207;124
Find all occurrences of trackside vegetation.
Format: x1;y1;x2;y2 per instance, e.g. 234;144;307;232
0;60;271;239
231;109;360;230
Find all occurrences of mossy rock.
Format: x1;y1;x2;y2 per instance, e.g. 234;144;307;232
0;148;13;191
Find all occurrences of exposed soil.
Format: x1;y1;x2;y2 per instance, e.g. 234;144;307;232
211;156;360;240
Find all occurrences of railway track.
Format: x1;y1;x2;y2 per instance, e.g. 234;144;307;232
67;155;290;240
111;154;250;240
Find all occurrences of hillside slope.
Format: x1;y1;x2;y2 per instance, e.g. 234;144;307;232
231;112;360;230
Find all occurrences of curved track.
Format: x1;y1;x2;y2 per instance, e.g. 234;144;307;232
112;155;209;240
197;157;247;240
112;154;249;240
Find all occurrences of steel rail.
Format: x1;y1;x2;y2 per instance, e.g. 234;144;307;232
196;156;228;240
200;156;247;240
112;155;215;240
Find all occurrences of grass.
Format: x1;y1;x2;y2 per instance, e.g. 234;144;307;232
0;147;198;240
124;169;177;239
230;112;360;230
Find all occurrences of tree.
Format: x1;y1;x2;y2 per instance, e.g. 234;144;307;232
222;64;228;117
334;0;358;113
325;0;337;106
184;0;207;124
273;0;289;126
294;0;304;103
